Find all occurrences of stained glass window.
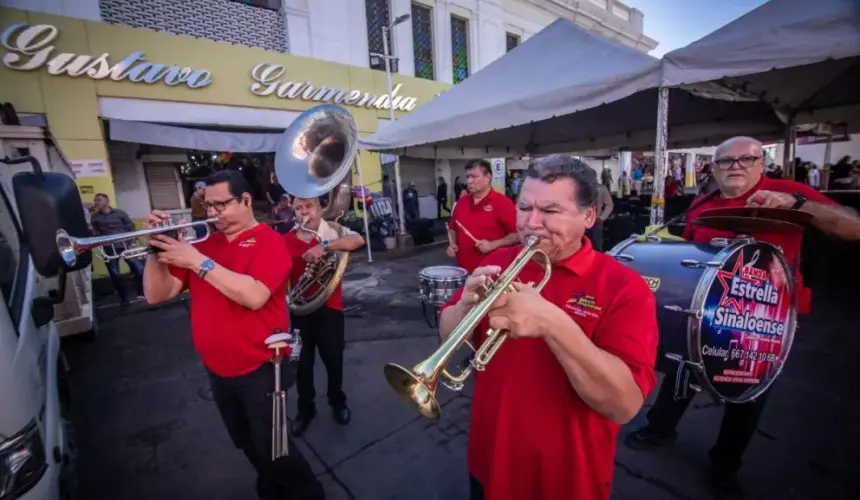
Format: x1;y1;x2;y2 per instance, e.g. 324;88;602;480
365;0;392;70
411;3;434;80
451;16;469;83
506;33;520;52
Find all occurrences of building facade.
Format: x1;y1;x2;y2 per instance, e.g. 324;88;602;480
1;0;655;275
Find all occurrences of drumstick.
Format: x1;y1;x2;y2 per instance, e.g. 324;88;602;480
455;220;479;244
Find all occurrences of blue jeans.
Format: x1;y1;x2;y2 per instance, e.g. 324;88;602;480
105;256;145;303
192;217;208;239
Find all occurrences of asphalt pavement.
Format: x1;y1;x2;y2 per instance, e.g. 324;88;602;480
63;246;860;500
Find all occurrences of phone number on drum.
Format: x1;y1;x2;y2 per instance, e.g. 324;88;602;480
731;349;777;363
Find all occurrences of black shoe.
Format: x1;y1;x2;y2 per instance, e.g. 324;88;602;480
624;426;678;451
291;411;315;438
711;469;743;498
333;406;351;425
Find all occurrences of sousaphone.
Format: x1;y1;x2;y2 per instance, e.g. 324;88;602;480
276;104;358;316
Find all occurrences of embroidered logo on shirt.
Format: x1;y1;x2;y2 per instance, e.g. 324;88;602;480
483;204;493;212
239;237;257;248
565;291;602;319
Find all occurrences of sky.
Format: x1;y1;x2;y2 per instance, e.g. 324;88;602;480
623;0;770;56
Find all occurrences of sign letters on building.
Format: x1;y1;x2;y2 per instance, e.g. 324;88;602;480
0;24;212;89
250;63;418;112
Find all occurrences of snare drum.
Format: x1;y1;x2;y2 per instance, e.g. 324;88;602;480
418;266;468;306
608;236;797;403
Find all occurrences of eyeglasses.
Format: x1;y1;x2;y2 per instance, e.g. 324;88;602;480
714;156;761;170
202;197;240;213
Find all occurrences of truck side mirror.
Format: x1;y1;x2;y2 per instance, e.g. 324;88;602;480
12;167;92;277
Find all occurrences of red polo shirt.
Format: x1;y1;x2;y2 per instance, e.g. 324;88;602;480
448;190;517;273
440;238;658;500
283;229;343;311
684;176;837;315
169;224;292;378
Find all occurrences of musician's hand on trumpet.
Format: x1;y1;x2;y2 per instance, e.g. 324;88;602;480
149;229;206;270
143;209;173;229
458;265;502;307
487;281;552;339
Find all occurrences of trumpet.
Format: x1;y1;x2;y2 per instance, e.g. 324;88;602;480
57;218;218;267
383;235;552;420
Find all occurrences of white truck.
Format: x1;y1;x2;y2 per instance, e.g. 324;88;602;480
1;115;84;499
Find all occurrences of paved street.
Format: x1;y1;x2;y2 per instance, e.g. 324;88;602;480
63;246;860;500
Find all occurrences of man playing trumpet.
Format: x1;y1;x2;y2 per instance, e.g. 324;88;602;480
141;170;322;499
439;155;659;500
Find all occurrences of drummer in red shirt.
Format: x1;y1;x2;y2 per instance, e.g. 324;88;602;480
447;160;518;273
627;136;860;496
440;155;659;500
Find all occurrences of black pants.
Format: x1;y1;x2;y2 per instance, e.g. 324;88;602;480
437;199;450;218
586;219;604;252
469;475;484;500
646;374;771;475
207;363;323;499
292;307;346;414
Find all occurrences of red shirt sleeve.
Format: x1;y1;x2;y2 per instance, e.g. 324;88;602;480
497;195;518;234
168;265;190;290
592;272;659;399
249;233;293;294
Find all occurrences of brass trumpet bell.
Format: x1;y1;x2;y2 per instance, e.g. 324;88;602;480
383;363;443;420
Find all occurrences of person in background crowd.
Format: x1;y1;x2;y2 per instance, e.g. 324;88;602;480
437;176;450;218
664;175;682;198
794;160;809;185
441;154;658;500
266;172;286;206
627;136;860;497
90;193;145;306
447;160;518;273
618;170;632;197
601;166;613;190
585;182;614;251
403;181;420;221
807;163;821;190
270;194;295;234
381;174;394;200
632;164;644;193
509;171;523;200
285;196;366;437
454;176;466;201
190;181;208;238
142;170;323;499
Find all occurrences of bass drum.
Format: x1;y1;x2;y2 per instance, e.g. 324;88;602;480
607;237;798;403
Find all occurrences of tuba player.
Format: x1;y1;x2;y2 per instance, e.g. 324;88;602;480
284;196;365;437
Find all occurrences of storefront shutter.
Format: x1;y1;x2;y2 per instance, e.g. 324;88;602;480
144;163;182;210
398;157;437;196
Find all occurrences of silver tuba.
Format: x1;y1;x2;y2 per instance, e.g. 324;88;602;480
275;104;357;316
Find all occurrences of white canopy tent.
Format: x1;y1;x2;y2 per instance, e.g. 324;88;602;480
359;18;787;159
661;0;860;129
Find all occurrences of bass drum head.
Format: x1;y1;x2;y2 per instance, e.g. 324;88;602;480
689;241;797;403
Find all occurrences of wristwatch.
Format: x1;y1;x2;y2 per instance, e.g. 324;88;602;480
321;240;331;249
790;193;808;210
198;258;215;279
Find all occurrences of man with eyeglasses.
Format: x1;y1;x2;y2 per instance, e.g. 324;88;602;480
141;170;323;499
626;136;860;497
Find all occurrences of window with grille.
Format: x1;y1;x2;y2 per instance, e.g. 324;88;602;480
366;0;392;71
412;3;434;80
506;33;520;52
451;16;469;83
231;0;282;10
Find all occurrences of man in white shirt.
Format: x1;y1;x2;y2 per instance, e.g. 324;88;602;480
807;164;821;190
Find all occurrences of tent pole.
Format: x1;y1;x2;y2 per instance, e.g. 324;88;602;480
650;87;670;226
355;152;373;263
